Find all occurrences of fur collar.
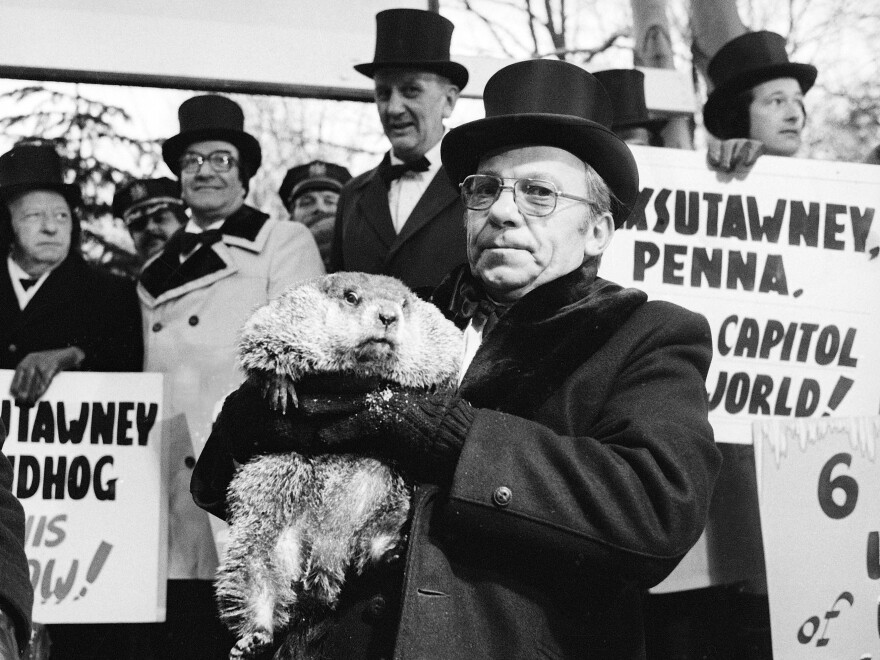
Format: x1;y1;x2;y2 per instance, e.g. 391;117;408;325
433;264;647;417
139;204;269;298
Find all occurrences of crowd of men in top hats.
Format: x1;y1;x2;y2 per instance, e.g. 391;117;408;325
0;7;846;660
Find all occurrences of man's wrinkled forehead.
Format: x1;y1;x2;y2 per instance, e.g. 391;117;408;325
374;68;450;90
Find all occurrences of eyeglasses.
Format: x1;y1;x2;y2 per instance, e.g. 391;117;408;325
460;175;593;217
179;151;238;174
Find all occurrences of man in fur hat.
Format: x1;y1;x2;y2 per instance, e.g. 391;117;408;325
198;60;721;659
139;94;323;659
329;8;469;290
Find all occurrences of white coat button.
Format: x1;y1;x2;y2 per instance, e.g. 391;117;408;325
492;486;512;507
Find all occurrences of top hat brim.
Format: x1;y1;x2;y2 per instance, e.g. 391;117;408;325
162;128;262;177
0;182;82;212
614;117;669;134
703;62;817;138
354;60;469;91
441;114;639;228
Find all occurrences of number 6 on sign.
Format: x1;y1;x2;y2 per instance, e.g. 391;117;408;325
817;452;858;519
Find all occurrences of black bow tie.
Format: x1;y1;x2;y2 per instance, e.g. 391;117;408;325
179;229;223;256
19;277;38;291
450;271;509;336
378;156;430;185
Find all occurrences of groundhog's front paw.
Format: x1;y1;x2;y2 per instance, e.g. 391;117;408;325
262;375;298;413
229;630;273;659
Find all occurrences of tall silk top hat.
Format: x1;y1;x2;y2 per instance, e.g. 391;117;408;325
703;31;817;138
441;59;639;228
0;142;82;209
162;94;262;177
593;69;667;134
354;8;469;91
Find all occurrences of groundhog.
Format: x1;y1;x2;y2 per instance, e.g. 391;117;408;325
216;272;463;660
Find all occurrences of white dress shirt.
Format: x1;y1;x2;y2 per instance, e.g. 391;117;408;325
387;140;444;234
7;255;51;309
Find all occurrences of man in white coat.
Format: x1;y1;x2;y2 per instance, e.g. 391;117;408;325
138;94;324;659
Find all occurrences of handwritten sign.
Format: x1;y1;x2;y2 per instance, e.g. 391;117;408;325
602;147;880;445
0;370;166;623
754;416;880;659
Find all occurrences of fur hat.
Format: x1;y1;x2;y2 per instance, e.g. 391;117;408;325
354;9;469;90
278;161;352;209
162;95;262;178
703;31;817;138
441;59;638;228
593;69;667;134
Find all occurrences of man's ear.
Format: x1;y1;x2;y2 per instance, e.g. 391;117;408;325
584;211;614;257
442;84;461;120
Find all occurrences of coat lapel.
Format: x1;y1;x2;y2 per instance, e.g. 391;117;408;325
139;205;269;305
353;165;397;250
390;167;459;256
443;266;648;417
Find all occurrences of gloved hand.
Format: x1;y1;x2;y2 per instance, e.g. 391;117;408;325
706;137;764;173
10;347;85;406
211;379;368;464
318;387;476;485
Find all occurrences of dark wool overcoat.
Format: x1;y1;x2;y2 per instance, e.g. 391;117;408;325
328;157;467;290
0;254;142;372
314;264;722;660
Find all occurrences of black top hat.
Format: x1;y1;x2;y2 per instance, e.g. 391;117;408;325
354;9;469;90
112;177;184;225
441;59;638;228
703;31;817;138
0;142;82;210
162;95;262;178
278;160;353;209
593;69;667;134
0;142;82;250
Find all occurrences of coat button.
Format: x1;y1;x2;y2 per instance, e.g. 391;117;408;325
492;486;512;507
366;594;387;620
184;456;195;469
152;322;163;332
7;344;16;354
188;315;199;326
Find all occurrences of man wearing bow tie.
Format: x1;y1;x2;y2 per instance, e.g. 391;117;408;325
138;94;323;659
0;142;142;406
329;8;468;290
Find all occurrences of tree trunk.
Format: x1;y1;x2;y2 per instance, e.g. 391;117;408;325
630;0;692;149
690;0;746;83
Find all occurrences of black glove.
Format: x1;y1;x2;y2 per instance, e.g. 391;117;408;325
191;379;368;520
318;388;476;485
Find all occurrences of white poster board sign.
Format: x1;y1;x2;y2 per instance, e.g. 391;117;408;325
603;147;880;445
754;416;880;660
0;370;166;623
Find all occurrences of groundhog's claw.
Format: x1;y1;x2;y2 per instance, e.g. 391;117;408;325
262;375;298;413
230;629;273;659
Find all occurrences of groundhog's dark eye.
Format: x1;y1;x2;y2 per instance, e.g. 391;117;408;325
343;290;360;306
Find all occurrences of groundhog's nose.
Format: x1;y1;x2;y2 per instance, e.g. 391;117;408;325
378;310;398;328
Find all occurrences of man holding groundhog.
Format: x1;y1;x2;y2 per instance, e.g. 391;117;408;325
196;60;720;659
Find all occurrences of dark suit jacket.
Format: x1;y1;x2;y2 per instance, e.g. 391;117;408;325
0;255;142;372
329;159;467;290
